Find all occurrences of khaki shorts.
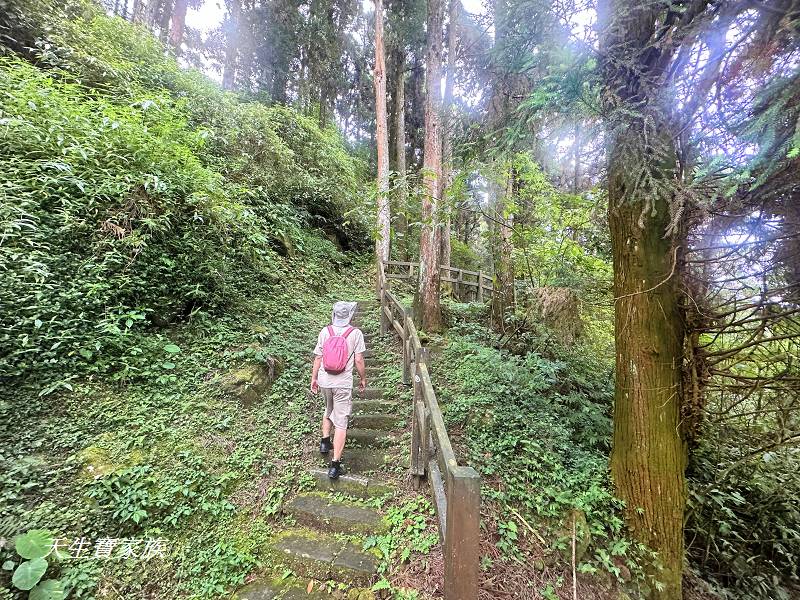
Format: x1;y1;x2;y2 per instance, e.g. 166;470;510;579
321;387;353;430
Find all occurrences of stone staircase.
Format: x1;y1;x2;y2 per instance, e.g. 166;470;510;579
237;300;406;599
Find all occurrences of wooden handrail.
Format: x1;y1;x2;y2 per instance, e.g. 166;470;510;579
378;262;481;600
382;260;494;303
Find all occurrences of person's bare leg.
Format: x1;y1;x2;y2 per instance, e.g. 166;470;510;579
332;428;346;461
322;416;332;439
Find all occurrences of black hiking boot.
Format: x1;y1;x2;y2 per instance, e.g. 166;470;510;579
320;437;333;455
327;460;343;480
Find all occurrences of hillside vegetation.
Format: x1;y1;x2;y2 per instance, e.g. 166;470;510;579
1;0;367;388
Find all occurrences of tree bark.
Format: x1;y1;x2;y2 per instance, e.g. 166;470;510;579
439;0;458;272
599;1;689;597
607;180;687;600
222;0;241;90
374;0;391;287
417;0;444;331
131;0;144;23
393;51;409;261
159;0;174;43
169;0;189;52
489;168;515;329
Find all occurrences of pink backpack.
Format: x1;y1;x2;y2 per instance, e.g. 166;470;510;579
322;325;354;374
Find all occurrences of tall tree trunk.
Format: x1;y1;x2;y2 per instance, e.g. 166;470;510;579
417;0;444;331
607;178;686;600
393;52;409;261
169;0;189;52
439;0;458;272
489;168;515;329
600;1;688;597
486;0;515;330
159;0;174;43
374;0;391;287
131;0;144;23
222;0;241;90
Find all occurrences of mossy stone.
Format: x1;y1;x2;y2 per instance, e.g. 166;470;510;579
217;359;284;407
73;434;144;480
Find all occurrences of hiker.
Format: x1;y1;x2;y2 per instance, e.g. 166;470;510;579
310;301;367;480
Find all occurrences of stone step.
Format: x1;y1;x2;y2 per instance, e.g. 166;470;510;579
322;447;392;472
351;387;386;400
309;468;393;499
284;493;387;535
345;428;397;448
269;530;378;585
350;412;405;430
236;578;332;599
352;399;399;414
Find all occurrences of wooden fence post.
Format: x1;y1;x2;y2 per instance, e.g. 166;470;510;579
410;361;423;488
402;309;412;385
444;466;481;600
418;347;429;368
380;285;389;335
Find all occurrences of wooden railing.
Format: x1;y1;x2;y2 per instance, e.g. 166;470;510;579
378;262;481;600
383;260;494;303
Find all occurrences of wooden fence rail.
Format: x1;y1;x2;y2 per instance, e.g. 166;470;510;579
383;260;494;303
378;262;481;600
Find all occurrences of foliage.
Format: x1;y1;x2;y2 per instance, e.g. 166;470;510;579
0;2;367;384
437;315;641;578
685;434;800;600
365;496;439;593
507;155;611;295
1;529;65;599
0;262;377;599
449;238;484;272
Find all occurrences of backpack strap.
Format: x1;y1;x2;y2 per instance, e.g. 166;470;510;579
327;325;335;337
342;326;354;338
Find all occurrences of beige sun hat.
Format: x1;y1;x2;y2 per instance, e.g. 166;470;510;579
331;301;358;327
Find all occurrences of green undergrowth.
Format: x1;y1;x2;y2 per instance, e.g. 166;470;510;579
1;0;370;387
0;263;379;598
434;301;647;591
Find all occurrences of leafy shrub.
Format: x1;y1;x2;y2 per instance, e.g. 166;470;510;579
0;58;269;381
685;435;800;599
0;2;368;383
450;238;484;272
438;318;630;569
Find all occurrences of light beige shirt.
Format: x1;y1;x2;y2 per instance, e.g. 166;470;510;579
313;325;366;388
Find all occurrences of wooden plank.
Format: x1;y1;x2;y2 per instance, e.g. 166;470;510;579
429;457;447;543
385;290;404;315
418;364;458;469
444;466;481;600
392;318;403;337
385;260;416;267
411;393;422;477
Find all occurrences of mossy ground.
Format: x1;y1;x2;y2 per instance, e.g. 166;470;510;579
1;262;441;598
